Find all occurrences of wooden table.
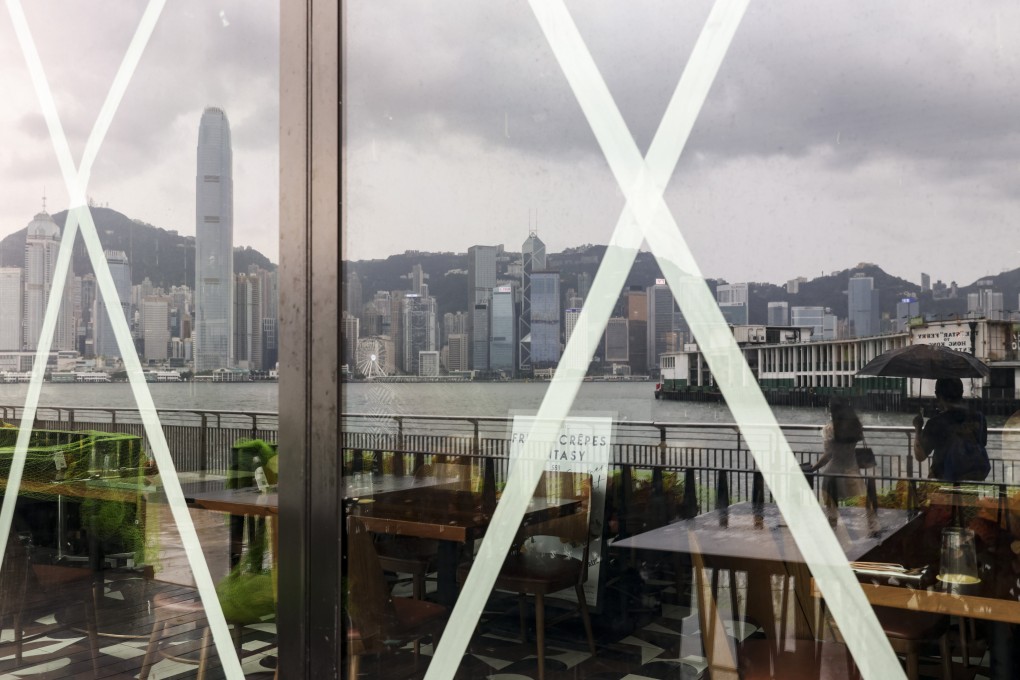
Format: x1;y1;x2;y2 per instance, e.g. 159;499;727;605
614;503;918;647
342;472;461;500
349;487;582;606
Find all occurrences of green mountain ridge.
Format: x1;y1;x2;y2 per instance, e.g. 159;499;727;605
0;207;275;289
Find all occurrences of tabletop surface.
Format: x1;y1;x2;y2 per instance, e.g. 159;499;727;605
342;472;466;500
187;487;279;515
351;490;581;543
614;502;916;564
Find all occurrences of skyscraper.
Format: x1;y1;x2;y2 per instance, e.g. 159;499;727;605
0;268;22;350
23;210;62;350
489;285;515;372
94;250;132;359
468;245;498;370
847;274;879;337
530;271;560;367
604;317;629;363
646;281;677;372
625;289;648;373
716;282;749;325
141;297;171;362
767;301;790;326
194;108;234;371
401;293;437;374
518;232;546;374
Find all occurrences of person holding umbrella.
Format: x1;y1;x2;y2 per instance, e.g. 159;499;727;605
912;377;990;482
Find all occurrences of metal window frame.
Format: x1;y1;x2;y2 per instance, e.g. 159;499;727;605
278;0;340;677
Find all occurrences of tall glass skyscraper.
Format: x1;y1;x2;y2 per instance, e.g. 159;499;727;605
489;285;515;372
847;274;879;338
194;108;234;371
530;271;560;367
518;232;546;374
94;250;131;359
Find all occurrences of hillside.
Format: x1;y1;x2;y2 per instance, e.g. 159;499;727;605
0;207;275;288
344;246;1013;324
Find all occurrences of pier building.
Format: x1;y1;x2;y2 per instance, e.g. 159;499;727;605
658;317;1020;405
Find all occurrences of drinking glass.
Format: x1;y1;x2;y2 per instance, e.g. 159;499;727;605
937;527;980;591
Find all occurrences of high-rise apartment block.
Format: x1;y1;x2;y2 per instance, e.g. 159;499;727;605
847;274;879;338
194;108;234;371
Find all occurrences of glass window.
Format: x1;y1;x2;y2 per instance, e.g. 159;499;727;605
343;2;1020;679
0;2;280;676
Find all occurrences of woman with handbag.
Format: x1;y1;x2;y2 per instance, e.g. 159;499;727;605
810;397;866;510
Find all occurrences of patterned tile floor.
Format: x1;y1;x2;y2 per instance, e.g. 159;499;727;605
349;571;997;680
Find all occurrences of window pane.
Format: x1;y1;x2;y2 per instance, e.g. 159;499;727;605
0;3;279;676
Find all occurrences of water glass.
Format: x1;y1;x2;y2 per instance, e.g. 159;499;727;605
937;527;980;591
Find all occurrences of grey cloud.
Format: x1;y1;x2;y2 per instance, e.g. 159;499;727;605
346;0;1020;179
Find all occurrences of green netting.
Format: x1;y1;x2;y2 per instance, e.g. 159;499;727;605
0;428;146;500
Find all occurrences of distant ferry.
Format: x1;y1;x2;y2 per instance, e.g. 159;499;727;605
49;371;112;383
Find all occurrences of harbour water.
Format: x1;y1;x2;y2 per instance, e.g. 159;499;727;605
0;380;1005;429
0;382;280;413
341;381;928;427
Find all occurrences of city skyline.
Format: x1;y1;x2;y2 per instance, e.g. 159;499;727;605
0;2;279;263
345;0;1020;287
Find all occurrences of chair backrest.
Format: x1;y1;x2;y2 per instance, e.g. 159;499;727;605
345;516;398;642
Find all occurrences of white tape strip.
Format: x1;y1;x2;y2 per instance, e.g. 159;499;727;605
430;1;902;678
2;2;244;676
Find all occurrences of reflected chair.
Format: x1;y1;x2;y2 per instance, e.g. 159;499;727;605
872;606;952;680
346;515;448;678
458;471;596;680
0;532;101;678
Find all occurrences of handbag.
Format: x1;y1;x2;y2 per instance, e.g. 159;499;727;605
855;434;876;470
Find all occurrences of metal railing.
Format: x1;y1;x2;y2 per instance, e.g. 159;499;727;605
0;405;278;475
341;412;1020;517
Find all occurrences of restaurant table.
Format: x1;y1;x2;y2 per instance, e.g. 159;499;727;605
614;502;918;644
348;485;582;606
187;488;280;577
342;472;461;500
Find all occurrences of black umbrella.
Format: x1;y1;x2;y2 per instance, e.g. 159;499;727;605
856;344;990;379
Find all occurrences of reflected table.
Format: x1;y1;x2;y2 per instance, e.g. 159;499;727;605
614;503;917;645
349;484;582;606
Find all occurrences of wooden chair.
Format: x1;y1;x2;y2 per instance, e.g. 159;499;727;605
0;532;101;678
458;471;597;680
872;606;952;680
346;515;448;678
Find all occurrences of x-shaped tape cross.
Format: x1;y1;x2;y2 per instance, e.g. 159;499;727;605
1;1;244;676
428;2;902;679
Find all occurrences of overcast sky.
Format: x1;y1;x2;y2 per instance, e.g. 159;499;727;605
344;0;1020;288
0;1;279;262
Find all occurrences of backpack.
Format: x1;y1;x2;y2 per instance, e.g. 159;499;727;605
936;410;990;482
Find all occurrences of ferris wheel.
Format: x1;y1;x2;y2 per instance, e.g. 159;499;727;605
356;337;388;379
